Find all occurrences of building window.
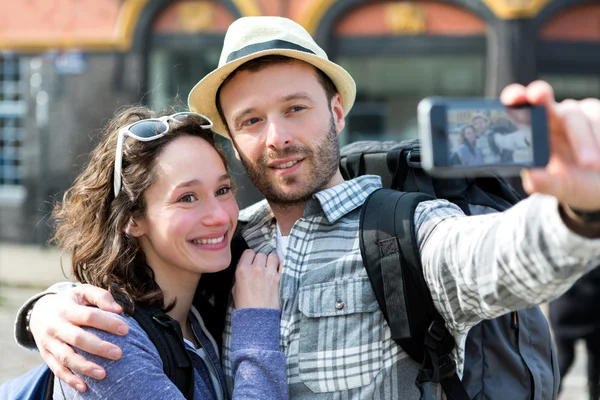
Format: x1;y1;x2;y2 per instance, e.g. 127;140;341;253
539;74;600;101
0;54;25;193
337;53;486;144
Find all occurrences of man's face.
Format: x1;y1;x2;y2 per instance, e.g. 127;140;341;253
473;117;488;134
219;61;345;206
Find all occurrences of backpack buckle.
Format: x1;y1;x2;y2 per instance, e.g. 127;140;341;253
438;354;457;379
427;320;446;342
406;150;422;168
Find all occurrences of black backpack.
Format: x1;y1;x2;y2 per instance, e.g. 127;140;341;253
340;139;523;400
0;304;194;400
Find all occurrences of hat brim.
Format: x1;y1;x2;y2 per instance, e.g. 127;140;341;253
187;48;356;138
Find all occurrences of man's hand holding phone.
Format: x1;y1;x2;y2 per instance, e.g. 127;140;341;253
502;81;600;216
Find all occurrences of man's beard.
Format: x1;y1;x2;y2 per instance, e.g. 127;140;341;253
234;116;340;207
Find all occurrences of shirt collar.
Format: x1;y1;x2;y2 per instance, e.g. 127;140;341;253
238;175;383;227
312;175;382;223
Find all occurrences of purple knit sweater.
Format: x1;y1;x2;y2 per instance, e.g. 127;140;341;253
52;308;287;399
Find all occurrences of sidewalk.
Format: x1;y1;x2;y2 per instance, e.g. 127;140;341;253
0;243;73;288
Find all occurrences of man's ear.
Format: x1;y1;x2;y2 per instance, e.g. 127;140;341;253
229;136;241;161
331;93;345;135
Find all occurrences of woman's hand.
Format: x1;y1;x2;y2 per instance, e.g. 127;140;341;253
232;250;281;309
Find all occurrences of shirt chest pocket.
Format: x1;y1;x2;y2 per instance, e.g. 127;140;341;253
297;277;385;393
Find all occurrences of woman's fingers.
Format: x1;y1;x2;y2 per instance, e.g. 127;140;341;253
233;251;281;309
251;252;267;268
237;249;257;267
266;253;280;272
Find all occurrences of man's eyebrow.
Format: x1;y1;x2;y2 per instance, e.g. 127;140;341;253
231;93;316;129
232;107;257;128
281;92;314;103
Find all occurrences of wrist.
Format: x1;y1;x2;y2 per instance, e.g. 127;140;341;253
565;206;600;223
560;204;600;238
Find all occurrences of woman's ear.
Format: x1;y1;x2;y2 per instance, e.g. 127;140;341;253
125;218;145;238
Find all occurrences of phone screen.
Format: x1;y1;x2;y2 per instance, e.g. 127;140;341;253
446;106;533;167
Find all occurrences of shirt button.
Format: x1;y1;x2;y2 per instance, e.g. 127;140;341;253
335;301;345;310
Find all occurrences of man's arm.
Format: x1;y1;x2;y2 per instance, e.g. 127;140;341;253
15;284;128;392
54;314;186;399
416;194;600;332
15;282;77;349
419;80;600;332
493;129;530;151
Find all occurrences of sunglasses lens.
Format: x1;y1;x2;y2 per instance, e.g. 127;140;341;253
172;113;213;128
171;114;190;123
129;120;167;138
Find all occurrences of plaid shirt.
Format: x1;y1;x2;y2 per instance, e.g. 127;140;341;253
221;175;600;399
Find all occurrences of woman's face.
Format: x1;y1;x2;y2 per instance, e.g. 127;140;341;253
134;135;239;282
464;127;477;144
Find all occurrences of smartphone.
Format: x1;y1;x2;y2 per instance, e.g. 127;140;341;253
417;97;550;178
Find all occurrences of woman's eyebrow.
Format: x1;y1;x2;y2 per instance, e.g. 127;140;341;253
174;174;230;190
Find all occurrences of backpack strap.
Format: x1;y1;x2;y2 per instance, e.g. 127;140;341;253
132;304;194;400
44;369;54;400
359;189;470;400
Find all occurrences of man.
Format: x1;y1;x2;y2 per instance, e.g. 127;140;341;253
15;16;600;399
472;114;530;164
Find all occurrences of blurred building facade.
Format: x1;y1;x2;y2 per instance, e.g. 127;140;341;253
0;0;599;243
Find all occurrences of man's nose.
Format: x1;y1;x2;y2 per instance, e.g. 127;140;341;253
265;118;292;149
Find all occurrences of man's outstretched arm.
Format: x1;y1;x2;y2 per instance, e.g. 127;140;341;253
14;283;128;392
418;81;600;332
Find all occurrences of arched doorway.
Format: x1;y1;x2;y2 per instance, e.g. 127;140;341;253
315;1;491;145
132;0;265;207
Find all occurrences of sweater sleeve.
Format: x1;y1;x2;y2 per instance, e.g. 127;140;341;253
229;308;288;399
52;312;186;400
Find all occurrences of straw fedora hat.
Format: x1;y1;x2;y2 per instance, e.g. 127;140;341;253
187;16;356;138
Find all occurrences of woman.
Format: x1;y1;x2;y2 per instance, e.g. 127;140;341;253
457;124;484;166
50;105;287;399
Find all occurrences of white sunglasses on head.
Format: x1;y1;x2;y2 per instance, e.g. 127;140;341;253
113;112;213;196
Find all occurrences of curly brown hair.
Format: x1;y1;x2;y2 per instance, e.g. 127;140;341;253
51;105;229;313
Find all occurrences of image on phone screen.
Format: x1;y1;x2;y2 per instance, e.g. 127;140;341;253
447;107;533;167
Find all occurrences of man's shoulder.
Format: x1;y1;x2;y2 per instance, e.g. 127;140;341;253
239;198;270;224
